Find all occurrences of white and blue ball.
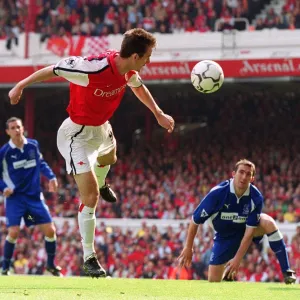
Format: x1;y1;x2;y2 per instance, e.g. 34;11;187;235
191;60;224;93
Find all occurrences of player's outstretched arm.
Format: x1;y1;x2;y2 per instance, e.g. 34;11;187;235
8;65;56;105
130;85;175;133
177;220;199;268
0;151;14;197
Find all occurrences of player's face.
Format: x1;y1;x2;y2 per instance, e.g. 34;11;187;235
232;164;254;191
133;46;153;72
6;120;24;140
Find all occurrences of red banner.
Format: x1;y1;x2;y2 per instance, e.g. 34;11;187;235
1;58;300;84
140;58;300;79
46;36;109;57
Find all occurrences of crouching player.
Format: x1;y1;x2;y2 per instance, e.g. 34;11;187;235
178;159;296;284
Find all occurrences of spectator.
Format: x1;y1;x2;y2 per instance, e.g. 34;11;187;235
104;6;116;30
255;17;265;30
80;16;95;36
284;204;296;223
6;19;21;50
142;7;156;32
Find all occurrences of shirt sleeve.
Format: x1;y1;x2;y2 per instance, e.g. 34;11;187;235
36;142;56;180
246;196;263;227
126;70;143;88
53;56;108;87
192;189;221;225
0;151;8;192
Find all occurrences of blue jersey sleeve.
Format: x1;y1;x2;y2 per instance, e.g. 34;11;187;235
192;187;224;225
0;148;8;192
246;193;263;228
36;141;56;180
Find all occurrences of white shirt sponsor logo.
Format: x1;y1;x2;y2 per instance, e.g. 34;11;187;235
94;85;126;97
221;212;247;223
13;159;37;169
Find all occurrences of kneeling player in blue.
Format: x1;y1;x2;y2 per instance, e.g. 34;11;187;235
0;117;62;276
178;159;296;284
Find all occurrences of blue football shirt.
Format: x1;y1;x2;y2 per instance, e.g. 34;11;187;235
0;138;56;196
192;179;263;239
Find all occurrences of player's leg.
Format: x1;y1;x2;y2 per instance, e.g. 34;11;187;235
57;119;105;278
2;196;25;275
208;238;241;282
254;213;296;284
74;172;106;277
25;194;62;276
208;264;227;282
38;222;62;277
94;121;117;203
2;226;20;275
96;147;117;203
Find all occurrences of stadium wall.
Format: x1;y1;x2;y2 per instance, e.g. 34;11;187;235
1;30;300;85
0;216;298;243
1;30;300;64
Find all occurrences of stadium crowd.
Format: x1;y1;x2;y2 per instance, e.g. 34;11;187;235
1;0;300;47
0;85;300;281
0;218;299;281
18;87;300;223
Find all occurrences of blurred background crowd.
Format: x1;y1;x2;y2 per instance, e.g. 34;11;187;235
0;219;299;281
0;82;300;281
1;0;300;47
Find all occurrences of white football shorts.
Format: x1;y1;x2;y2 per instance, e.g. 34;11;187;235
57;117;116;174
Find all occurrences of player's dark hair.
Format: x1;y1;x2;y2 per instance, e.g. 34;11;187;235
235;159;256;176
120;28;156;58
6;117;22;129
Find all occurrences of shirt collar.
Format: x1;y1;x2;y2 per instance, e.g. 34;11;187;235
9;137;27;149
108;51;121;75
229;178;250;197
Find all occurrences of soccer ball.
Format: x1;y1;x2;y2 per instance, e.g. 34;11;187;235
191;60;224;93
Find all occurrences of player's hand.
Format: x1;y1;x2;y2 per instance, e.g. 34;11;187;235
3;188;14;197
48;178;58;192
177;247;193;268
155;112;175;133
8;84;23;105
223;258;240;281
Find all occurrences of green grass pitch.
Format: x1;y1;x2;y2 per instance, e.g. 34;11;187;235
0;276;299;300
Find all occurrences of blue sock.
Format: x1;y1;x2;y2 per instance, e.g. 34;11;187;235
45;236;57;268
268;230;290;273
2;236;17;271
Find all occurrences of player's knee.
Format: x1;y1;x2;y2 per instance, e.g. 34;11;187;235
208;276;222;282
260;213;277;233
98;155;117;165
42;224;56;238
48;225;56;238
82;192;99;208
208;265;224;282
8;227;20;240
97;148;117;166
110;154;117;165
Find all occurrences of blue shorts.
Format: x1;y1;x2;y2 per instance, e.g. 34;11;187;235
209;235;264;265
5;193;52;228
209;237;242;265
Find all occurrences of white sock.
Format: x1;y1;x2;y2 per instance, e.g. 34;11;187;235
94;164;110;188
78;204;96;261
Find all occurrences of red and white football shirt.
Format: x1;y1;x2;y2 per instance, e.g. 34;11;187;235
53;50;142;126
